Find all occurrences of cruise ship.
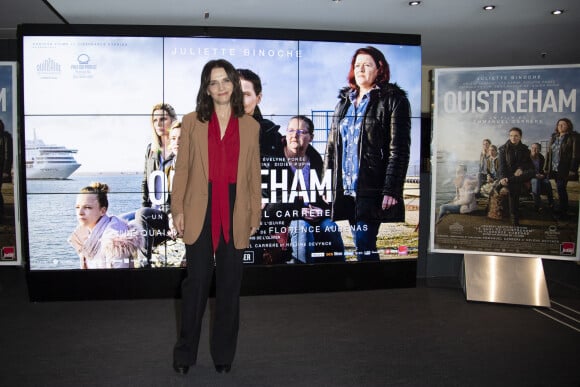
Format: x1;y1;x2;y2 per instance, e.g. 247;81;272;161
26;138;81;179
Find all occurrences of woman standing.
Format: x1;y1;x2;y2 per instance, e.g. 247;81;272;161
324;46;411;261
135;103;178;266
545;118;579;218
142;103;178;209
171;59;261;375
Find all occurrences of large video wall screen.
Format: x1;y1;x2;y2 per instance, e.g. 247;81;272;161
20;25;421;273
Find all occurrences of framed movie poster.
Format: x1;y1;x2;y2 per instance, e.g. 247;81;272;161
431;65;580;260
0;62;19;266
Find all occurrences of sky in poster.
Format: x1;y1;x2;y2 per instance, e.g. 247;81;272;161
22;35;421;173
434;66;580;164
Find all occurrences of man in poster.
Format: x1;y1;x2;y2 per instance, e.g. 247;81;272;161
497;127;535;226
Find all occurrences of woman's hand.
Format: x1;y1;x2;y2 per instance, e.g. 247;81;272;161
173;213;184;237
382;195;398;210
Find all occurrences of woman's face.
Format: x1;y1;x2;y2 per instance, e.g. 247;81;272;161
207;67;233;107
354;53;379;90
152;109;172;138
240;78;261;115
75;193;106;229
169;127;181;155
285;118;312;156
557;120;570;135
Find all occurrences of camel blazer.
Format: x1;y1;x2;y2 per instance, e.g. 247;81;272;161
171;111;261;248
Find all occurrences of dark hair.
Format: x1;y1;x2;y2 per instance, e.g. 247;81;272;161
0;119;4;131
80;182;109;209
531;142;541;151
196;59;244;122
237;68;263;117
509;127;522;136
556;118;574;132
289;115;315;136
237;68;262;96
347;46;390;90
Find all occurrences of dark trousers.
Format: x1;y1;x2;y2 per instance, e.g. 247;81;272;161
507;182;522;219
173;184;243;367
555;179;569;212
342;196;381;261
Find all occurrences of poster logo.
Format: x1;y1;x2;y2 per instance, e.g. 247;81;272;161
242;251;254;264
36;58;61;79
71;54;97;79
560;242;575;256
1;246;15;261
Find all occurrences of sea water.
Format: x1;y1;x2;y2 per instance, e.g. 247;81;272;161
26;173;143;270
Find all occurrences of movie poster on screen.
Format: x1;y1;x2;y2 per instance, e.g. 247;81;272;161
430;65;580;260
22;35;421;270
0;62;18;266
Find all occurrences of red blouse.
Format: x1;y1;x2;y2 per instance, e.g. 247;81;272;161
208;111;240;252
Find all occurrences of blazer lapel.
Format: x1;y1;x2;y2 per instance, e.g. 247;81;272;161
237;116;248;178
196;119;209;180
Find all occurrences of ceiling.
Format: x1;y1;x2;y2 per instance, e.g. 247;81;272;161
1;0;579;67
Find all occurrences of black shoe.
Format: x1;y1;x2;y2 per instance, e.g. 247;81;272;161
173;362;189;375
215;364;231;373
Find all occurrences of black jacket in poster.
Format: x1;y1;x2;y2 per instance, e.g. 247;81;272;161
324;83;411;223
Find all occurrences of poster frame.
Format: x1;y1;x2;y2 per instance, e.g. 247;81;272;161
430;65;580;261
0;61;20;267
17;24;420;301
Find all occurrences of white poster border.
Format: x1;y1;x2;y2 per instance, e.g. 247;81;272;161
0;61;20;266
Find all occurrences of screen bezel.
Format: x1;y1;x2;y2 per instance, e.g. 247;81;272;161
18;24;420;301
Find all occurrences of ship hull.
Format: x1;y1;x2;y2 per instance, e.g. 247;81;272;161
26;163;81;180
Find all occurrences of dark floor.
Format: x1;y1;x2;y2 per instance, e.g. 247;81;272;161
0;260;579;387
